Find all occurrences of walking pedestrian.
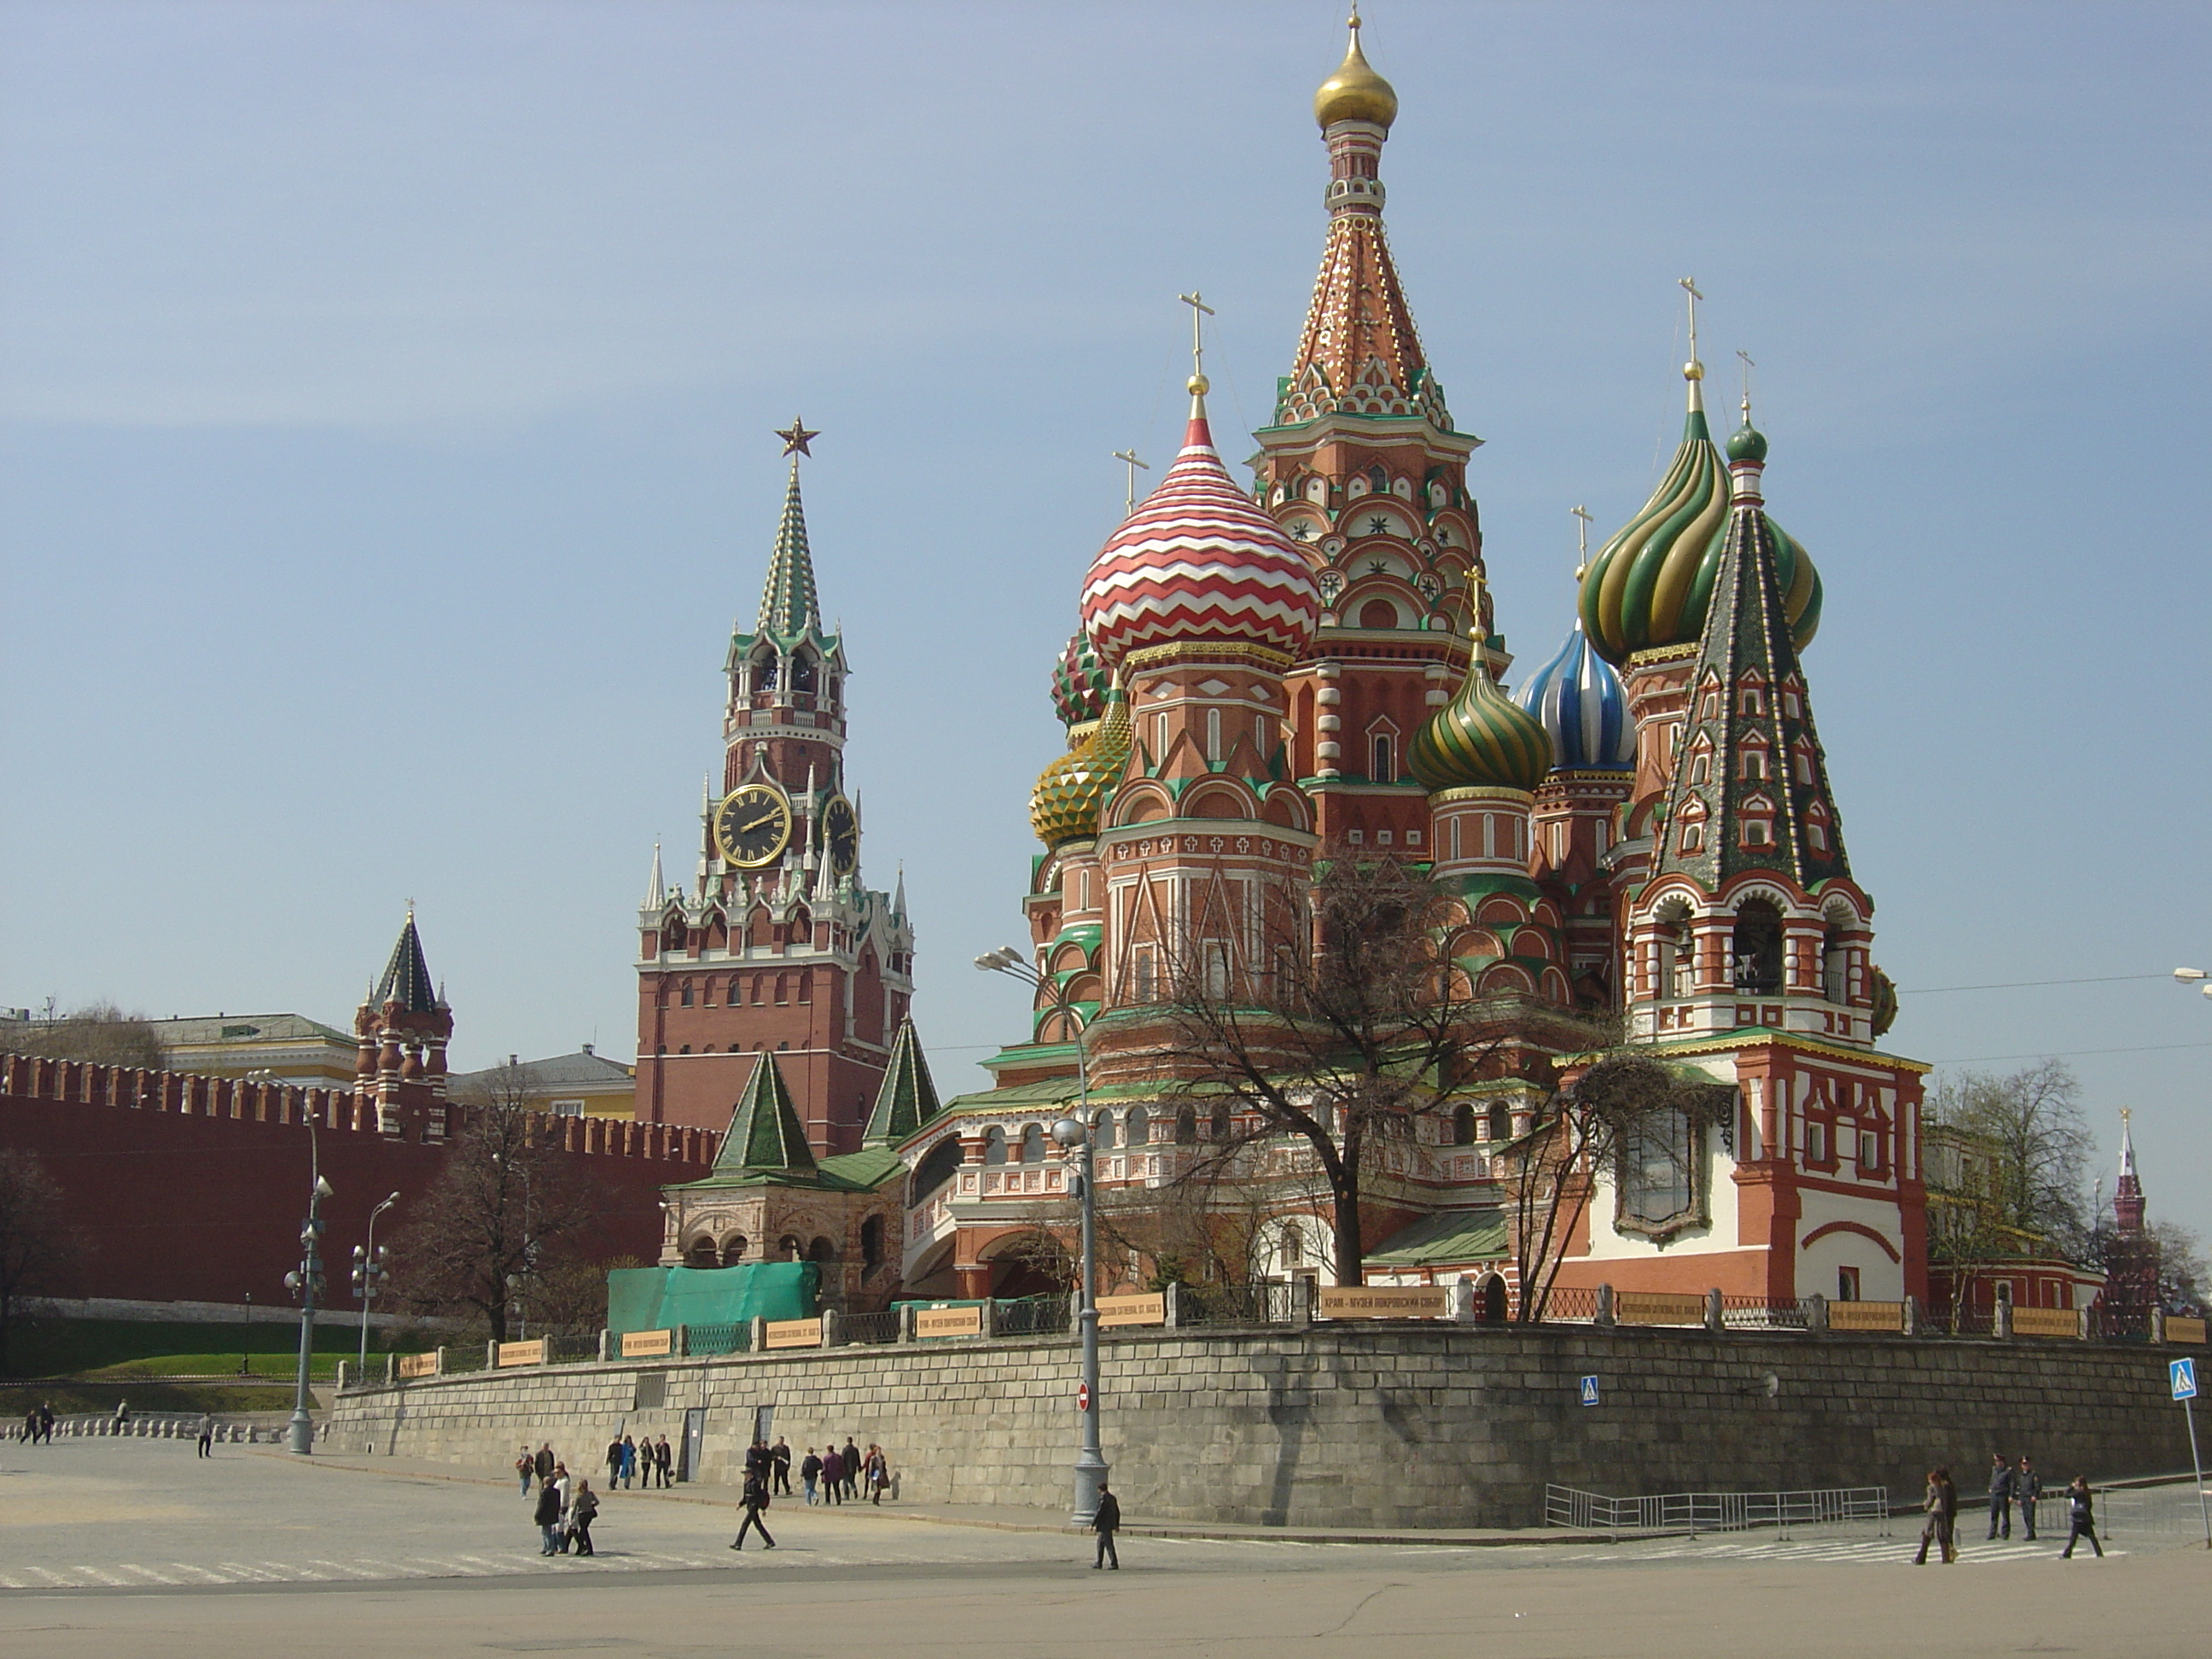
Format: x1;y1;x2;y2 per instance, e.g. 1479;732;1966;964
534;1442;556;1489
516;1446;537;1493
800;1447;823;1505
841;1437;862;1500
729;1468;777;1551
821;1446;845;1506
654;1435;673;1488
1091;1481;1121;1569
1986;1452;2015;1540
866;1445;888;1505
605;1434;624;1488
619;1435;637;1490
534;1476;565;1555
196;1413;214;1458
2061;1476;2104;1558
744;1437;771;1488
568;1479;600;1557
38;1402;55;1444
2017;1456;2042;1541
551;1463;574;1553
1913;1467;1958;1564
771;1435;792;1496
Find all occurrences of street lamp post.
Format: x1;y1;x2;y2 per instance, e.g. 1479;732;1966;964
352;1191;400;1381
976;945;1108;1525
282;1174;334;1455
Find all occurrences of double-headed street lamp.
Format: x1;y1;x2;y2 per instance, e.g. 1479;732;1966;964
975;945;1108;1526
2174;967;2212;998
282;1173;335;1455
352;1191;400;1380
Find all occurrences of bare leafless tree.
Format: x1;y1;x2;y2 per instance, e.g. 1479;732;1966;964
1499;1054;1725;1322
0;1150;81;1374
1146;849;1597;1285
2;1001;164;1070
1928;1059;2093;1249
383;1068;606;1342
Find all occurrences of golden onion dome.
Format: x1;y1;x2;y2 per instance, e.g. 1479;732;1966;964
1314;15;1398;130
1029;689;1132;847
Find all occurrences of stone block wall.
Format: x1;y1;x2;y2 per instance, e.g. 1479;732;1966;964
331;1325;2197;1529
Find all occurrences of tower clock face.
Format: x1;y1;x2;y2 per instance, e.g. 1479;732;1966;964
714;783;793;869
823;795;859;874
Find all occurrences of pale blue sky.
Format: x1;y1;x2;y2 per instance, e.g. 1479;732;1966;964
3;2;2207;1232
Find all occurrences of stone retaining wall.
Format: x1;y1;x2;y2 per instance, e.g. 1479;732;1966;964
331;1325;2195;1528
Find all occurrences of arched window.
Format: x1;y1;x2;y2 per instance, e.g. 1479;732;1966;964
1210;1100;1231;1141
1019;1124;1048;1164
686;1235;719;1270
1619;1110;1699;1231
1125;1108;1150;1148
1371;733;1395;779
1654;901;1693;997
1487;1102;1511;1143
1732;899;1784;993
719;1234;748;1267
1452;1103;1477;1146
908;1135;963;1204
777;1234;803;1261
806;1235;837;1264
982;1126;1008;1166
751;651;778;693
1091;1109;1117;1150
1174;1105;1197;1144
1822;926;1850;1003
679;981;695;1007
789;651;818;693
860;1214;884;1271
1278;1222;1306;1272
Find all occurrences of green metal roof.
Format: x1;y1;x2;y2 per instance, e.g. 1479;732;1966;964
1364;1208;1507;1267
862;1017;941;1147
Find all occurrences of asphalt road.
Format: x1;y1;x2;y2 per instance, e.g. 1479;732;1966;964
1;1438;2201;1658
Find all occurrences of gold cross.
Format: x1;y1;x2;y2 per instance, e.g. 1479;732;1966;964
1679;276;1703;365
1572;505;1593;579
1179;291;1216;388
1737;350;1757;421
1112;449;1150;514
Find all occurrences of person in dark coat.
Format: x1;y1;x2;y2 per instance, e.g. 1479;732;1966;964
821;1447;845;1505
2061;1476;2103;1557
605;1435;625;1488
841;1438;862;1500
534;1443;556;1487
1986;1452;2016;1540
800;1447;824;1505
2016;1456;2043;1541
771;1436;792;1496
1913;1467;1958;1564
654;1435;673;1487
1091;1482;1121;1569
568;1479;600;1557
730;1469;777;1551
534;1477;565;1555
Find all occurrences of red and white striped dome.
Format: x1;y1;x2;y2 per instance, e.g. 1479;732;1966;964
1080;403;1320;670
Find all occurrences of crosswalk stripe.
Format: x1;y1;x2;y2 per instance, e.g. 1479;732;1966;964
166;1564;233;1582
67;1568;132;1586
114;1566;181;1584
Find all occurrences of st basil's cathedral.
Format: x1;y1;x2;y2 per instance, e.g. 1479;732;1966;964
643;15;1934;1317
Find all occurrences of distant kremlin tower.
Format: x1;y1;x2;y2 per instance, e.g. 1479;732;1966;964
633;425;916;1151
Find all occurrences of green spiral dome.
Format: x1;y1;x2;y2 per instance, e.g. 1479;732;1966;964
1029;689;1132;847
1409;645;1552;796
1579;402;1821;664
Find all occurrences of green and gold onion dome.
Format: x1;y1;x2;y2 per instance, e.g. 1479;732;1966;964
1579;370;1821;665
1030;687;1132;847
1409;579;1552;795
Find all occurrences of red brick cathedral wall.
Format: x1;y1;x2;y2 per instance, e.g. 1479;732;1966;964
0;1055;713;1308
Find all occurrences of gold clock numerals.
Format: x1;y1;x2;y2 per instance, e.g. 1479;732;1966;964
714;783;794;869
823;795;859;875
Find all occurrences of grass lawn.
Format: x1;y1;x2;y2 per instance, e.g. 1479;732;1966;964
4;1317;425;1382
0;1381;300;1417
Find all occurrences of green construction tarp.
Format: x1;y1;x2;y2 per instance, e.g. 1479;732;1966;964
606;1262;818;1337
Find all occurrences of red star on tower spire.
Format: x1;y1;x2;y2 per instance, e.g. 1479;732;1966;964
775;418;819;457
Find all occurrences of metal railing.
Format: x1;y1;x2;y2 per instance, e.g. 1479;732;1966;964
543;1332;600;1365
1546;1482;1891;1540
1524;1284;1600;1324
994;1295;1074;1337
442;1345;488;1374
841;1311;901;1346
1722;1296;1812;1331
684;1321;754;1358
1179;1281;1301;1327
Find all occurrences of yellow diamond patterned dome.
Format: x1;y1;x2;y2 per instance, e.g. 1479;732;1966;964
1029;689;1132;847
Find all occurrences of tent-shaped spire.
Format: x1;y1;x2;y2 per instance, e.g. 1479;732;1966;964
755;459;820;643
711;1051;819;1179
862;1017;942;1147
375;913;441;1014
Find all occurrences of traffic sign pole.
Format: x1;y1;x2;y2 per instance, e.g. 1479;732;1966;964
2170;1357;2209;1548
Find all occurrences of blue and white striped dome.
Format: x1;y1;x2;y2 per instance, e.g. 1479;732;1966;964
1512;622;1635;772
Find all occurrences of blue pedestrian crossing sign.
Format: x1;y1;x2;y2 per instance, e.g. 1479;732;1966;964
2174;1357;2198;1401
1579;1375;1601;1407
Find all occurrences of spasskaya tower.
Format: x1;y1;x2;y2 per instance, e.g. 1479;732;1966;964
635;422;916;1150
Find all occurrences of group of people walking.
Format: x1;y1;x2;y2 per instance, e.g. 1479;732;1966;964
796;1436;890;1505
596;1432;674;1489
17;1403;55;1443
1915;1454;2103;1563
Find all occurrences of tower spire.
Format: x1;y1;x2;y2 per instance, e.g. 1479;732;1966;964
1679;276;1706;412
757;423;822;640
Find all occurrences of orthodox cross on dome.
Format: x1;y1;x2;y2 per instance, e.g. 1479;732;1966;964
1737;350;1757;424
1112;448;1150;515
775;418;819;457
1679;276;1707;405
1572;504;1593;579
1179;291;1215;393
